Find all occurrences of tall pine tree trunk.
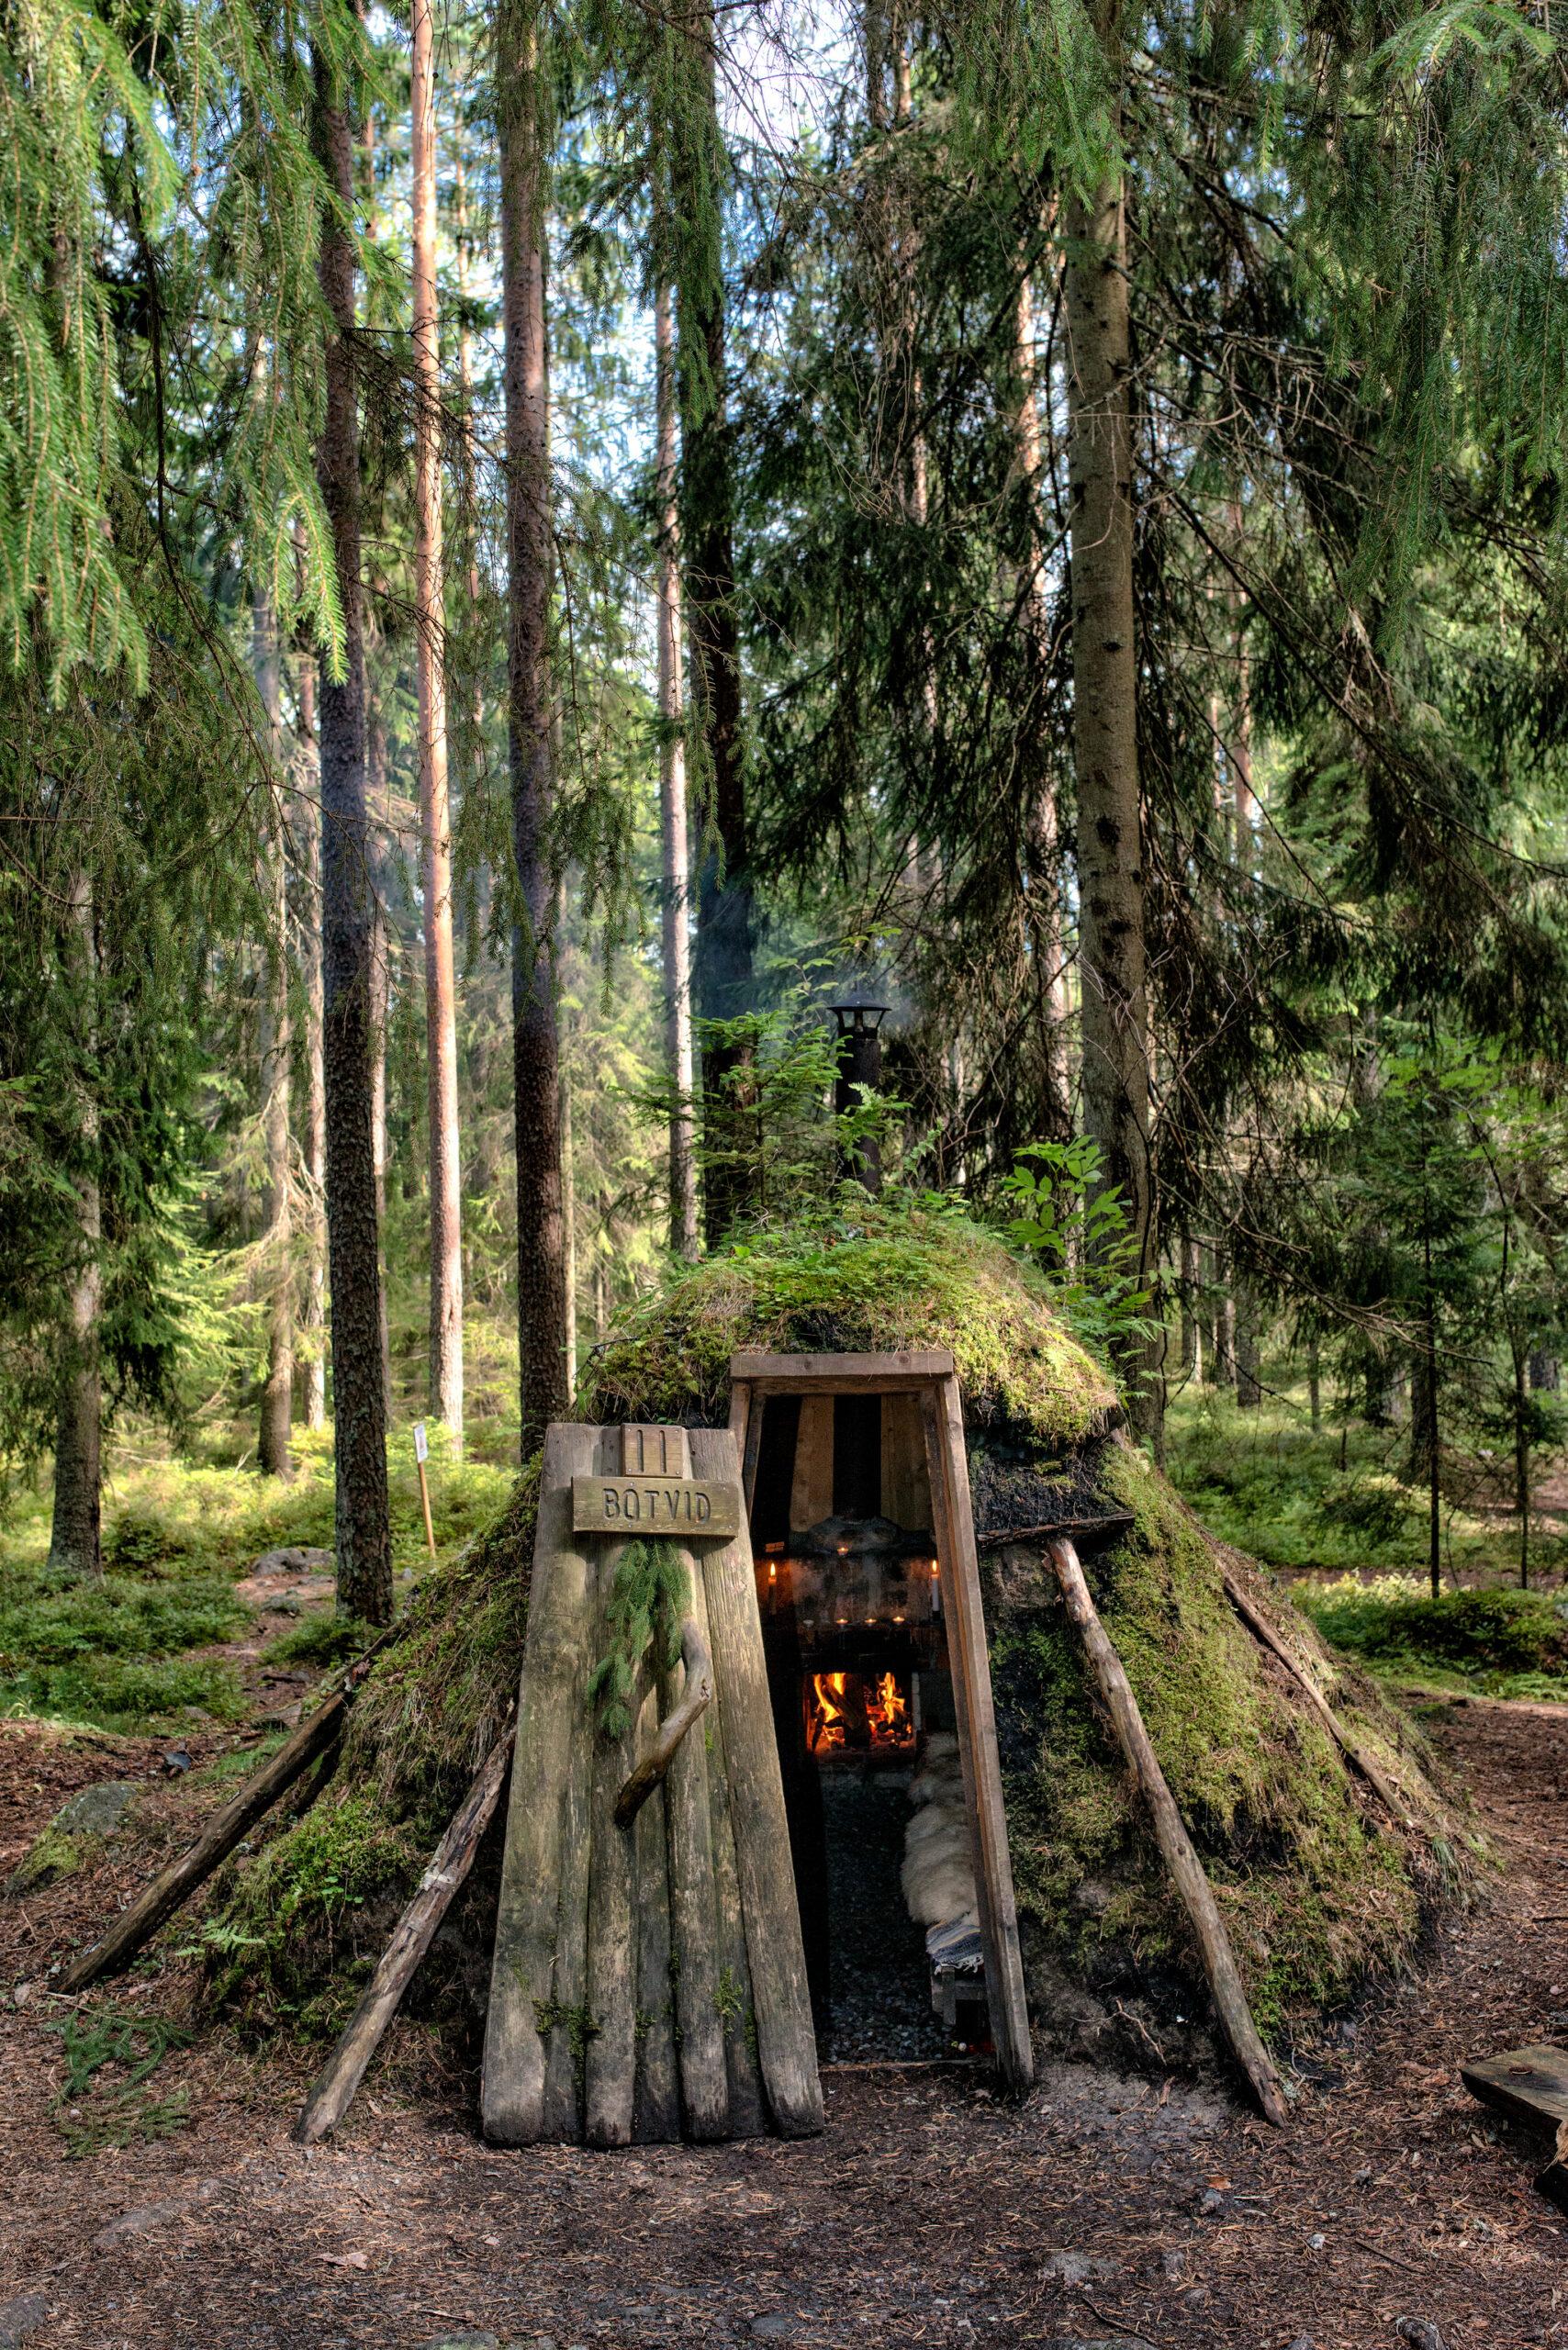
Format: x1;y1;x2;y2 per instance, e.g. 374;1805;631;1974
1014;256;1071;1136
254;593;294;1479
48;868;102;1579
656;274;700;1261
365;700;394;1420
296;646;329;1433
1065;162;1158;1446
673;0;755;1246
313;40;392;1623
411;0;465;1449
497;0;568;1455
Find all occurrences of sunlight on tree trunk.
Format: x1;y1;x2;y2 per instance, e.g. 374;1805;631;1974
1065;162;1158;1447
295;642;328;1436
410;0;465;1450
1014;252;1071;1138
656;275;699;1262
254;591;294;1481
47;868;102;1579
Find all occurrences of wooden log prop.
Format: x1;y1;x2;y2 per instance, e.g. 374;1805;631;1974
1222;1571;1416;1831
613;1617;712;1828
293;1725;515;2145
58;1630;396;1995
1047;1537;1290;2128
920;1376;1036;2097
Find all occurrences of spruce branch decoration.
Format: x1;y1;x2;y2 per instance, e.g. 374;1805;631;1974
588;1539;689;1740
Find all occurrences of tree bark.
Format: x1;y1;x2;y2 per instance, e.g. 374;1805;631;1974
560;1039;577;1396
48;868;101;1579
1064;166;1158;1445
410;0;465;1450
255;594;295;1481
296;646;329;1434
1014;258;1071;1137
656;277;700;1261
497;0;568;1457
364;700;394;1421
314;40;392;1623
672;0;756;1247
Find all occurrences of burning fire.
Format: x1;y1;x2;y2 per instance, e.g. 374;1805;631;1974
806;1669;912;1751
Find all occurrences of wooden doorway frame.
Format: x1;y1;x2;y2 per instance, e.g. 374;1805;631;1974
727;1348;1035;2096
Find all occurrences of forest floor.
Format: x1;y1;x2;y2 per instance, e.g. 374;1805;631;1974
1;1694;1565;2350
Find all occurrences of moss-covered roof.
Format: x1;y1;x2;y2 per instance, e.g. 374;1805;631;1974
581;1203;1119;1449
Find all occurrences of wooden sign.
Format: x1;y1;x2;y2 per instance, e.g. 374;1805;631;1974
572;1473;741;1539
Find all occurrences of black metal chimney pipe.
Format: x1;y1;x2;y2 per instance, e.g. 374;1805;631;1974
829;995;888;1194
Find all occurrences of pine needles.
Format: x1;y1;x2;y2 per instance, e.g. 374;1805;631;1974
588;1538;689;1740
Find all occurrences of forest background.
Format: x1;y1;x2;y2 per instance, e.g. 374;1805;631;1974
6;0;1568;1739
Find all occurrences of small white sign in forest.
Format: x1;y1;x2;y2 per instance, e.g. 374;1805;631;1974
413;1421;429;1464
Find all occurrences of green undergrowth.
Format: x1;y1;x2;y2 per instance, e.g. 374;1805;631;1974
0;1568;249;1731
1166;1382;1568;1583
205;1207;1458;2061
1294;1577;1568;1700
0;1438;512;1735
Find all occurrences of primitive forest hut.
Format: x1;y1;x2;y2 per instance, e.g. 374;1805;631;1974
209;1205;1465;2124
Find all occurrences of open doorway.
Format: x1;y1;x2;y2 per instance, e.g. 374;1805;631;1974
728;1352;1033;2091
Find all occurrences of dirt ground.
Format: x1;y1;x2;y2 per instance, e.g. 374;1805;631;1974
2;1695;1566;2350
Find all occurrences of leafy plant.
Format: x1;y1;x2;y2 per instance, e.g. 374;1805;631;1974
995;1139;1157;1371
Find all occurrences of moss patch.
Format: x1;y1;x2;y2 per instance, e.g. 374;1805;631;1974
584;1202;1118;1450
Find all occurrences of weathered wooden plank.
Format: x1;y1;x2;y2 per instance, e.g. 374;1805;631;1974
584;1524;638;2148
789;1395;834;1533
731;1348;956;1391
632;1663;679;2143
880;1393;931;1533
921;1378;1035;2098
663;1482;730;2139
1462;2044;1568;2134
541;1426;617;2140
692;1427;823;2139
482;1421;598;2144
572;1474;740;1539
296;1726;514;2145
685;1543;767;2137
1047;1535;1287;2128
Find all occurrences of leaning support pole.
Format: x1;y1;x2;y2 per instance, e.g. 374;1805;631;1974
60;1634;394;1995
614;1617;712;1829
1047;1539;1290;2128
294;1725;516;2145
1221;1570;1415;1831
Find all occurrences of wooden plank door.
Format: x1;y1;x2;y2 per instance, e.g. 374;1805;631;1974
483;1422;820;2145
